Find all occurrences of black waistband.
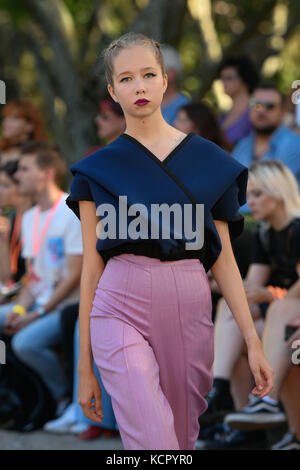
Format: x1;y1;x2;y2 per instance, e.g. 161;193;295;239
99;240;208;271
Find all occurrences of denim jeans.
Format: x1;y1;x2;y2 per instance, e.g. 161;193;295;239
73;316;118;430
0;300;69;401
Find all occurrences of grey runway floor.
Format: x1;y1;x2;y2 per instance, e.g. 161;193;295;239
0;429;123;450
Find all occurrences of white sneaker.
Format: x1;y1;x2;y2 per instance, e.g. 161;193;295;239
43;402;77;433
55;396;72;417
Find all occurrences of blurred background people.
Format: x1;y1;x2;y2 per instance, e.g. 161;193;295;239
0;100;47;165
197;160;300;450
46;96;125;439
218;56;259;146
82;96;125;158
160;45;190;125
232;83;300;215
94;97;125;144
0;141;83;417
0;159;33;290
174;101;232;151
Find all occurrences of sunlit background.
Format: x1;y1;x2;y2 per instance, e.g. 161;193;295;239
0;0;300;161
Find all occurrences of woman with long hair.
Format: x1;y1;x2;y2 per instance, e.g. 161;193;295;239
217;55;258;146
174;101;232;151
223;161;300;447
65;32;273;450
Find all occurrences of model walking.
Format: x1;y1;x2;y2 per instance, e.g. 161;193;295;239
65;32;273;450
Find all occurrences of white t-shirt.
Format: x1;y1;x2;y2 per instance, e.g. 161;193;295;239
21;192;83;310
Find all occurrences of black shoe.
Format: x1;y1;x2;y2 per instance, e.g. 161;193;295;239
199;385;234;427
271;431;300;450
196;423;267;450
198;422;229;442
224;394;286;431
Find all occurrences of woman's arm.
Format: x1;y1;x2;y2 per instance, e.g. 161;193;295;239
211;219;274;396
76;200;105;423
78;200;105;373
244;263;271;286
243;264;273;304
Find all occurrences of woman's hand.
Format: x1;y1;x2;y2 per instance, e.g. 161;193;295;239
247;339;274;398
78;370;104;423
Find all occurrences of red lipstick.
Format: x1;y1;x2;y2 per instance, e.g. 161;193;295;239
134;99;149;106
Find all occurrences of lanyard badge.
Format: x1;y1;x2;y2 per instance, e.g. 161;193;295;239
26;192;64;287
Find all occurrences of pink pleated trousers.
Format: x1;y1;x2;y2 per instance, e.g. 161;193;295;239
90;253;214;450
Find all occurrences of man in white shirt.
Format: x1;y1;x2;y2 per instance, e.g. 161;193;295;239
0;141;83;408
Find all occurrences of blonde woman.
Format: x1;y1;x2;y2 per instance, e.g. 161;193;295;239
65;32;273;450
222;160;300;448
205;160;300;441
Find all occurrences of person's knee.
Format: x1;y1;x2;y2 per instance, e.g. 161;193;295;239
11;332;35;363
0;303;14;331
265;299;285;323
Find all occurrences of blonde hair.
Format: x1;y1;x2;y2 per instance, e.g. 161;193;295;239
101;32;166;87
249;160;300;224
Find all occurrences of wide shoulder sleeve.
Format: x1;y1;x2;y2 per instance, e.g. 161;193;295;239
210;157;248;241
65;172;94;220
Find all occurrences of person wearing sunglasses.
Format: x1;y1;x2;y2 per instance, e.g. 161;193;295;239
232;83;300;214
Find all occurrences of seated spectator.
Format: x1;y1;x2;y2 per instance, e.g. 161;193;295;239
82;96;125;158
225;297;300;450
43;314;119;440
270;317;300;450
45;104;125;436
0;143;24;165
95;97;125;145
198;160;300;448
174;102;232;151
160;45;190;125
0;160;33;289
174;101;254;320
218;55;258;145
0;141;83;416
0;100;47;165
232;83;300;215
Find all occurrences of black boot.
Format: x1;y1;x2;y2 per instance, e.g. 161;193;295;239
199;378;235;428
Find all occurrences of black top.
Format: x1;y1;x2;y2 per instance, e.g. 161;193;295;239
252;217;300;288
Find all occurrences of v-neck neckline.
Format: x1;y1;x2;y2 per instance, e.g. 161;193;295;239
121;132;195;166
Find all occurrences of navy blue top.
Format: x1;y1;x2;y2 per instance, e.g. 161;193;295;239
66;132;248;272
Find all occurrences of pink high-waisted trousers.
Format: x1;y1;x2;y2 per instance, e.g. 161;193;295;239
90;253;214;450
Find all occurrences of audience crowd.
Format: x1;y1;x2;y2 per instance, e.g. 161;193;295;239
0;48;300;450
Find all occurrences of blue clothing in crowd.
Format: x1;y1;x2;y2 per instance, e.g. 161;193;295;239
161;92;190;125
232;125;300;213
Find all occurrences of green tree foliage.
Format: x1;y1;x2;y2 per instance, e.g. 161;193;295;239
0;0;300;167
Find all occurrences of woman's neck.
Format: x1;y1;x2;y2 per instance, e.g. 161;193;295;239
266;209;293;231
34;185;63;212
124;107;173;142
15;198;34;215
230;90;250;112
